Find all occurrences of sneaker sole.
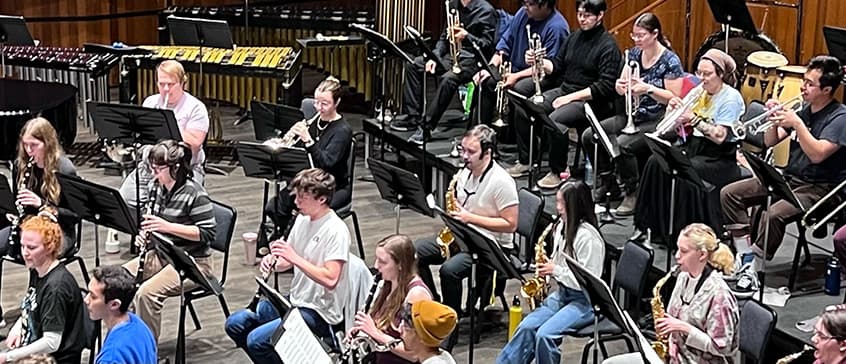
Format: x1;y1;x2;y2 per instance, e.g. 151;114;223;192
390;125;415;132
508;170;529;178
537;181;562;189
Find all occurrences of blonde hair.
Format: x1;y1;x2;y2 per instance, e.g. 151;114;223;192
17;117;63;206
315;76;342;102
680;223;734;275
156;60;188;86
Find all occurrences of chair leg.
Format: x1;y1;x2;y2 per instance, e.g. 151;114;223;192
218;294;231;318
580;340;595;364
187;300;202;331
76;257;90;285
789;232;806;290
351;211;365;260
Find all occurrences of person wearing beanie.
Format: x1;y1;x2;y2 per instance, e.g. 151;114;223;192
399;301;458;364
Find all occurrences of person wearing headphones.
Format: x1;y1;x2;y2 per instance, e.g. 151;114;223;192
413;124;519;350
122;139;216;343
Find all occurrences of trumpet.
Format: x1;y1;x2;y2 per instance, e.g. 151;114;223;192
650;86;708;137
621;49;640;135
493;58;511;127
802;178;846;233
445;0;461;74
732;94;805;140
267;113;320;149
527;25;546;105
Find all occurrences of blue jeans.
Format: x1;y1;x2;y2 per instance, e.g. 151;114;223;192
496;285;594;364
225;300;337;364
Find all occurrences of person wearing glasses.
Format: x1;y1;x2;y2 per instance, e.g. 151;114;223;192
399;301;458;364
413;124;518;350
632;48;745;250
510;0;622;189
721;56;846;285
603;223;739;364
810;304;846;364
580;12;684;215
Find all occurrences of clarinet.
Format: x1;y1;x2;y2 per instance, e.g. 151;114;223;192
7;157;34;260
364;273;383;313
247;210;299;311
135;182;159;289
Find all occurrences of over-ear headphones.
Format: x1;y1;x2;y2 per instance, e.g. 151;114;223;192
150;139;193;183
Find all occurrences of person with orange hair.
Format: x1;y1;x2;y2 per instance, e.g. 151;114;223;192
1;211;88;364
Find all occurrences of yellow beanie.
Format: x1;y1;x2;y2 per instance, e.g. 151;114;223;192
411;300;457;347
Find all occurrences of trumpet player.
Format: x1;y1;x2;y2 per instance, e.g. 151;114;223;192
121;140;217;343
580;13;684;214
721;55;846;276
262;76;352;251
347;235;432;363
226;168;350;364
471;0;569;129
632;49;745;245
413;125;518;350
510;0;622;189
392;0;496;145
497;181;604;364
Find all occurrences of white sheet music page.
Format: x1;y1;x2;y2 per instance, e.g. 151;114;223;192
274;308;333;364
624;311;664;364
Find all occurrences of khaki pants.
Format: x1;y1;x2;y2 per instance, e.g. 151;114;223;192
124;250;214;341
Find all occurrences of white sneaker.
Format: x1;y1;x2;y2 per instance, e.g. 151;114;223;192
730;263;759;298
105;228;121;254
507;162;530;177
537;172;563;189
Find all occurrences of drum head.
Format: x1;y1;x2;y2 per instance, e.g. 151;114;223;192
695;29;782;78
777;65;808;75
747;51;788;68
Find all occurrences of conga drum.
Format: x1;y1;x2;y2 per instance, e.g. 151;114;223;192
741;51;788;105
771;65;807;168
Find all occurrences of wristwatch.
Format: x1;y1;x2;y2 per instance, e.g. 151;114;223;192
647;86;655;96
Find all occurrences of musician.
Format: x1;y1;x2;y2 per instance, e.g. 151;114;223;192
810;304;846;364
119;59;209;207
413;124;518;349
399;300;458;364
581;12;684;214
2;211;87;364
497;180;604;364
633;48;745;243
391;0;497;144
122;139;216;342
472;0;569;129
263;76;352;248
721;55;846;271
84;265;156;364
603;223;739;364
225;168;350;364
835;226;846;277
348;234;432;364
511;0;622;189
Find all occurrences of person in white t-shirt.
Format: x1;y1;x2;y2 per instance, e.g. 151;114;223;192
399;300;458;364
225;168;350;364
413;124;519;349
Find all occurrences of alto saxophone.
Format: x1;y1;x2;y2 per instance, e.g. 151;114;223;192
437;171;461;259
776;345;814;364
521;218;556;310
492;58;511;128
651;265;680;361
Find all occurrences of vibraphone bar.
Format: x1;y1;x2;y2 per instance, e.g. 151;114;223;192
159;6;375;100
122;45;303;109
1;45;119;129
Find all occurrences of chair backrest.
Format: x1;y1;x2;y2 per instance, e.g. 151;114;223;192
347;132;362;193
343;254;374;334
739;299;777;363
516;188;544;241
210;199;237;286
613;241;654;317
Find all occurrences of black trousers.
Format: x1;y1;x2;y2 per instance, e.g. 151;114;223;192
581;115;660;192
402;55;480;130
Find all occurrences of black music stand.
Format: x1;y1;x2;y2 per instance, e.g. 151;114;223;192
585;103;623;227
0;174;13;216
644;134;707;271
0;15;34;78
565;254;663;364
56;173;138;268
152;232;222;364
368;159;434;234
439;211;524;364
741;150;805;300
508;89;556;190
236;141;313;254
705;0;757;56
250;100;303;141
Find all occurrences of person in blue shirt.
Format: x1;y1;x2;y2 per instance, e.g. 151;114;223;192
84;265;157;364
473;0;570;131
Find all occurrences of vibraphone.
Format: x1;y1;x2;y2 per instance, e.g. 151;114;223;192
159;5;375;100
123;45;302;109
0;45;118;128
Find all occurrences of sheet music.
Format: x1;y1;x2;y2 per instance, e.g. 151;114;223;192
274;308;333;364
623;311;664;364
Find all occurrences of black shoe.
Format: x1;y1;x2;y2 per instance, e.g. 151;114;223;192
594;174;623;202
390;117;418;132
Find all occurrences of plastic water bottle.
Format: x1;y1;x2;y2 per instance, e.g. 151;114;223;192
585;158;594;187
508;296;523;341
825;256;841;296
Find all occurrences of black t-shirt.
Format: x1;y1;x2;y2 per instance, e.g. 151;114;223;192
303;116;353;190
27;264;87;364
785;101;846;183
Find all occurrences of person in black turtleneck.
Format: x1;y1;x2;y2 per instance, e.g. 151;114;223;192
262;76;353;247
511;0;621;189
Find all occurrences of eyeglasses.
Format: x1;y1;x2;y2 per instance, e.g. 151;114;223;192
814;329;841;342
695;70;715;78
151;164;169;172
630;32;650;40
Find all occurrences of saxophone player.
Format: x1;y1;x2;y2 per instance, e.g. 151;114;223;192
497;181;604;364
580;13;684;214
413;125;518;350
807;304;846;364
122;140;217;344
721;56;846;281
472;0;570;129
604;224;738;364
391;0;497;145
